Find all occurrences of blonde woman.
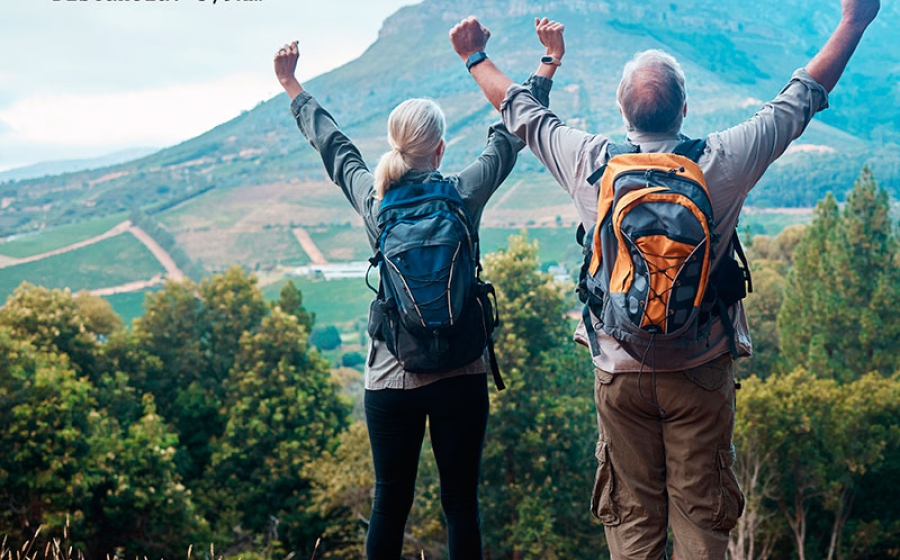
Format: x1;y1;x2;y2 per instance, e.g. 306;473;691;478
274;19;563;558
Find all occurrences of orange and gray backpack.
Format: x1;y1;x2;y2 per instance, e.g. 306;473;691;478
576;139;751;365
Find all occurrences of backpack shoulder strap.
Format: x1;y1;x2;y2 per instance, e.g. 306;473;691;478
730;230;753;294
672;138;707;163
586;142;640;185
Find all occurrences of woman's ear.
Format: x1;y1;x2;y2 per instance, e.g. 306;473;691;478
433;139;446;169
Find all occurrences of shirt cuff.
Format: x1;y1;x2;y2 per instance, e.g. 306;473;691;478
786;68;830;112
522;73;553;108
289;90;314;119
500;83;534;112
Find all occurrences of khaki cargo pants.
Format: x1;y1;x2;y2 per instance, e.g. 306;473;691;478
591;353;744;560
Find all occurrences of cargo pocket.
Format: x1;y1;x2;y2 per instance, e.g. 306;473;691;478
684;354;732;391
591;440;621;525
713;444;744;531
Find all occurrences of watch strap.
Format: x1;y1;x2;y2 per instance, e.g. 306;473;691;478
466;51;488;71
540;55;562;67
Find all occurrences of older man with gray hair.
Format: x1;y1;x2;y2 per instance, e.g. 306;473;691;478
449;1;880;558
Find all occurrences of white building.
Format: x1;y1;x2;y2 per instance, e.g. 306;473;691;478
293;261;372;281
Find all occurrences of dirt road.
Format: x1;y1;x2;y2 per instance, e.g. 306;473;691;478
1;220;185;295
0;220;132;269
292;227;329;265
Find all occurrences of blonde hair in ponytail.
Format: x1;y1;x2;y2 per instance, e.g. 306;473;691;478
374;98;446;199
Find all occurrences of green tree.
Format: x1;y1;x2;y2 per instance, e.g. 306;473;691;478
84;395;205;558
277;279;315;332
730;375;782;560
129;267;270;481
205;307;350;554
738;259;786;379
302;421;374;557
778;167;900;381
739;225;805;379
732;369;900;560
0;330;97;545
479;233;603;559
199;265;268;383
0;286;203;559
311;325;343;351
0;285;121;383
820;372;900;560
130;277;209;480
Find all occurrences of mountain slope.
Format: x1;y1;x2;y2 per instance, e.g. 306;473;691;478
1;0;898;267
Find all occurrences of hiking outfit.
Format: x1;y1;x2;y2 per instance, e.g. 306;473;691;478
289;77;550;559
500;68;828;559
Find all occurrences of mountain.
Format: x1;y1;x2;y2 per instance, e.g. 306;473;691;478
0;148;160;183
1;0;898;272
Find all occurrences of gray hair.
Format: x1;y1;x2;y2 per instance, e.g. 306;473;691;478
374;98;446;199
616;49;687;134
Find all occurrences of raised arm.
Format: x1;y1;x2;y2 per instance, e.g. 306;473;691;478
274;40;374;217
450;16;599;218
274;41;304;100
454;16;567;210
449;17;515;110
449;16;566;111
711;0;880;199
806;0;879;92
533;17;566;80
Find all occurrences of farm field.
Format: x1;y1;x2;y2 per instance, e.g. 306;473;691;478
0;213;127;258
0;205;816;328
263;276;373;328
0;233;164;300
103;289;160;326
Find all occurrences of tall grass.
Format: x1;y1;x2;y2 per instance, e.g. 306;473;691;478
1;524;329;560
1;525;84;560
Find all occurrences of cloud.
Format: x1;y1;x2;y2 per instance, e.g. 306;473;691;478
0;72;274;152
0;0;417;169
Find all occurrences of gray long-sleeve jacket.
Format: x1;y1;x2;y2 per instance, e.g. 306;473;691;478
500;68;829;373
290;81;550;388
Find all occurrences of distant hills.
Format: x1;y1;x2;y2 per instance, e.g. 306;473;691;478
0;147;159;183
2;0;898;278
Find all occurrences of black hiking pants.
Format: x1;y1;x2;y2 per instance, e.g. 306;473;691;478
364;373;489;559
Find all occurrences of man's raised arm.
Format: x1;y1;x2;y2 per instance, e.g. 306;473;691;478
806;0;879;92
449;16;515;110
449;16;566;110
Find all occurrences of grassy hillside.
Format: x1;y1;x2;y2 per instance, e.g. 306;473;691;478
2;0;897;238
0;233;164;297
0;213;127;258
1;0;895;320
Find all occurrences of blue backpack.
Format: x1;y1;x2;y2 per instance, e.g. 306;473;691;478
366;177;504;389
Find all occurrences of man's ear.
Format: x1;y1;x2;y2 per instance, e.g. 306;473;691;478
683;102;688;118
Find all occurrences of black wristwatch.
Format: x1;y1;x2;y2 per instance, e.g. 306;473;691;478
466;51;488;72
540;55;562;66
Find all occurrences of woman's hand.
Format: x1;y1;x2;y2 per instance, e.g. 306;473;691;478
274;41;304;100
534;18;564;79
535;18;565;61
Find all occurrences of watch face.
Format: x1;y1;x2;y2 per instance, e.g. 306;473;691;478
466;51;488;70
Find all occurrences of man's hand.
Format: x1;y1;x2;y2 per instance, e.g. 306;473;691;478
535;17;565;60
449;16;491;60
806;0;879;92
842;0;879;29
274;41;303;100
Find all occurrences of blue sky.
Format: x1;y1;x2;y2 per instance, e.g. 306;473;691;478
0;0;417;171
